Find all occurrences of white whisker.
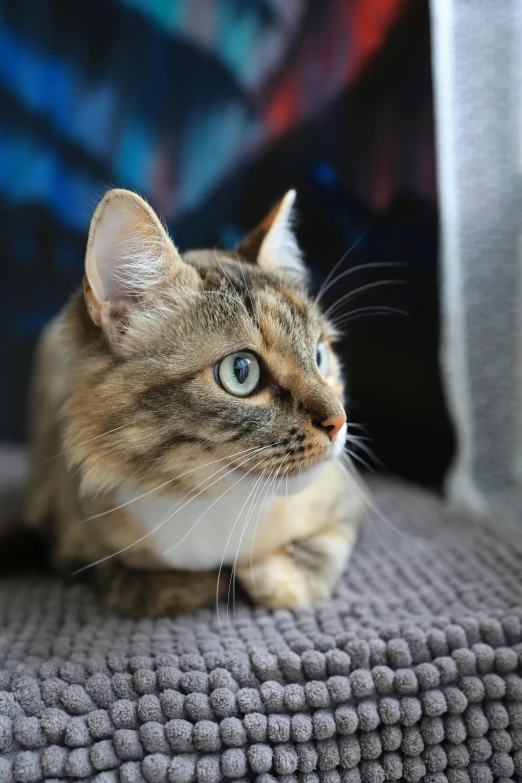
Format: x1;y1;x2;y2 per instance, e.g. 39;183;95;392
314;225;375;304
213;250;251;321
237;256;258;325
72;444;279;575
344;447;374;473
332;305;409;328
201;290;250;312
345;439;385;470
162;452;271;557
317;261;404;303
324;279;406;319
249;458;287;588
40;425;129;464
281;466;302;567
82;442;279;522
249;466;278;588
229;465;268;615
346;421;369;432
216;458;274;644
226;467;269;635
229;452;285;621
338;454;429;551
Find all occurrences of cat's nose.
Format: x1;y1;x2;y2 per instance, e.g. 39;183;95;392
320;413;347;442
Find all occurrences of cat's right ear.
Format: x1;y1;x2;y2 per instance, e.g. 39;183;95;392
84;189;184;344
237;190;307;284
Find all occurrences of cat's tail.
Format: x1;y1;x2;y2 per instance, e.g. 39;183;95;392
94;561;230;618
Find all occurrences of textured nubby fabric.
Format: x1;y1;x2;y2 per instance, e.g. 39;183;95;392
1;478;522;783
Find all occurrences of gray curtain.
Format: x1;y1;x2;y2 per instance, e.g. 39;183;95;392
430;0;522;524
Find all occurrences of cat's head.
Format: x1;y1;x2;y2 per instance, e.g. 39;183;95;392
65;189;349;496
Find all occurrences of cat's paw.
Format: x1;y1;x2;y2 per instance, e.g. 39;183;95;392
236;547;332;609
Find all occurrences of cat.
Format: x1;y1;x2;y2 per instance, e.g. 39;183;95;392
26;188;366;617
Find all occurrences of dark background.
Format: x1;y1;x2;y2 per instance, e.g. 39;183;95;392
0;0;453;487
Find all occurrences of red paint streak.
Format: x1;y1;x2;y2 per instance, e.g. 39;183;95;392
265;0;406;139
348;0;407;80
267;72;301;137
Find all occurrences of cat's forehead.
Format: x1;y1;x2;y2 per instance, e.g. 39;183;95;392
181;249;323;346
182;249;315;311
182;248;277;290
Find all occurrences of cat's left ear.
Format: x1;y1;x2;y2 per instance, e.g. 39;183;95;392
237;190;307;283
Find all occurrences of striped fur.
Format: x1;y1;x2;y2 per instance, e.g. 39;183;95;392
27;189;365;616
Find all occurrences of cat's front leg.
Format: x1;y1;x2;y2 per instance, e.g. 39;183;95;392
236;521;358;609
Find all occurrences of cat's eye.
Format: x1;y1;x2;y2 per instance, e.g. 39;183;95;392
316;342;330;377
216;351;261;397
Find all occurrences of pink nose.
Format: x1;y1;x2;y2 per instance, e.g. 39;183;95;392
321;413;347;442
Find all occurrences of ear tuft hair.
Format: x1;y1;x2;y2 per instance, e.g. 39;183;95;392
238;190;307;283
83;189;185;343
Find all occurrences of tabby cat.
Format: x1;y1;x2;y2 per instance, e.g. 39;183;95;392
27;188;365;617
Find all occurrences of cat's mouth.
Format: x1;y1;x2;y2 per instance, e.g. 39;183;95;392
231;424;347;495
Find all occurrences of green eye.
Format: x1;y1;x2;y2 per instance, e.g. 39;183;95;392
216;351;261;397
316;342;330;377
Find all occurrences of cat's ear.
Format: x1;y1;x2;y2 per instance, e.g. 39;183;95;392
84;189;184;340
237;190;307;283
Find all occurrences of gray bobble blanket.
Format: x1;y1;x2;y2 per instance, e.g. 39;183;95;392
1;477;522;783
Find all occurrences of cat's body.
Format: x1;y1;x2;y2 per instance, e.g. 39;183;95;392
27;189;365;616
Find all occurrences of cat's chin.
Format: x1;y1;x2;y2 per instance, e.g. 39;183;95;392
279;425;348;495
276;461;326;496
231;426;347;498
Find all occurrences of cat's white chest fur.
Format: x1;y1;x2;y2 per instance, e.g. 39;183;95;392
118;462;326;571
118;473;276;571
